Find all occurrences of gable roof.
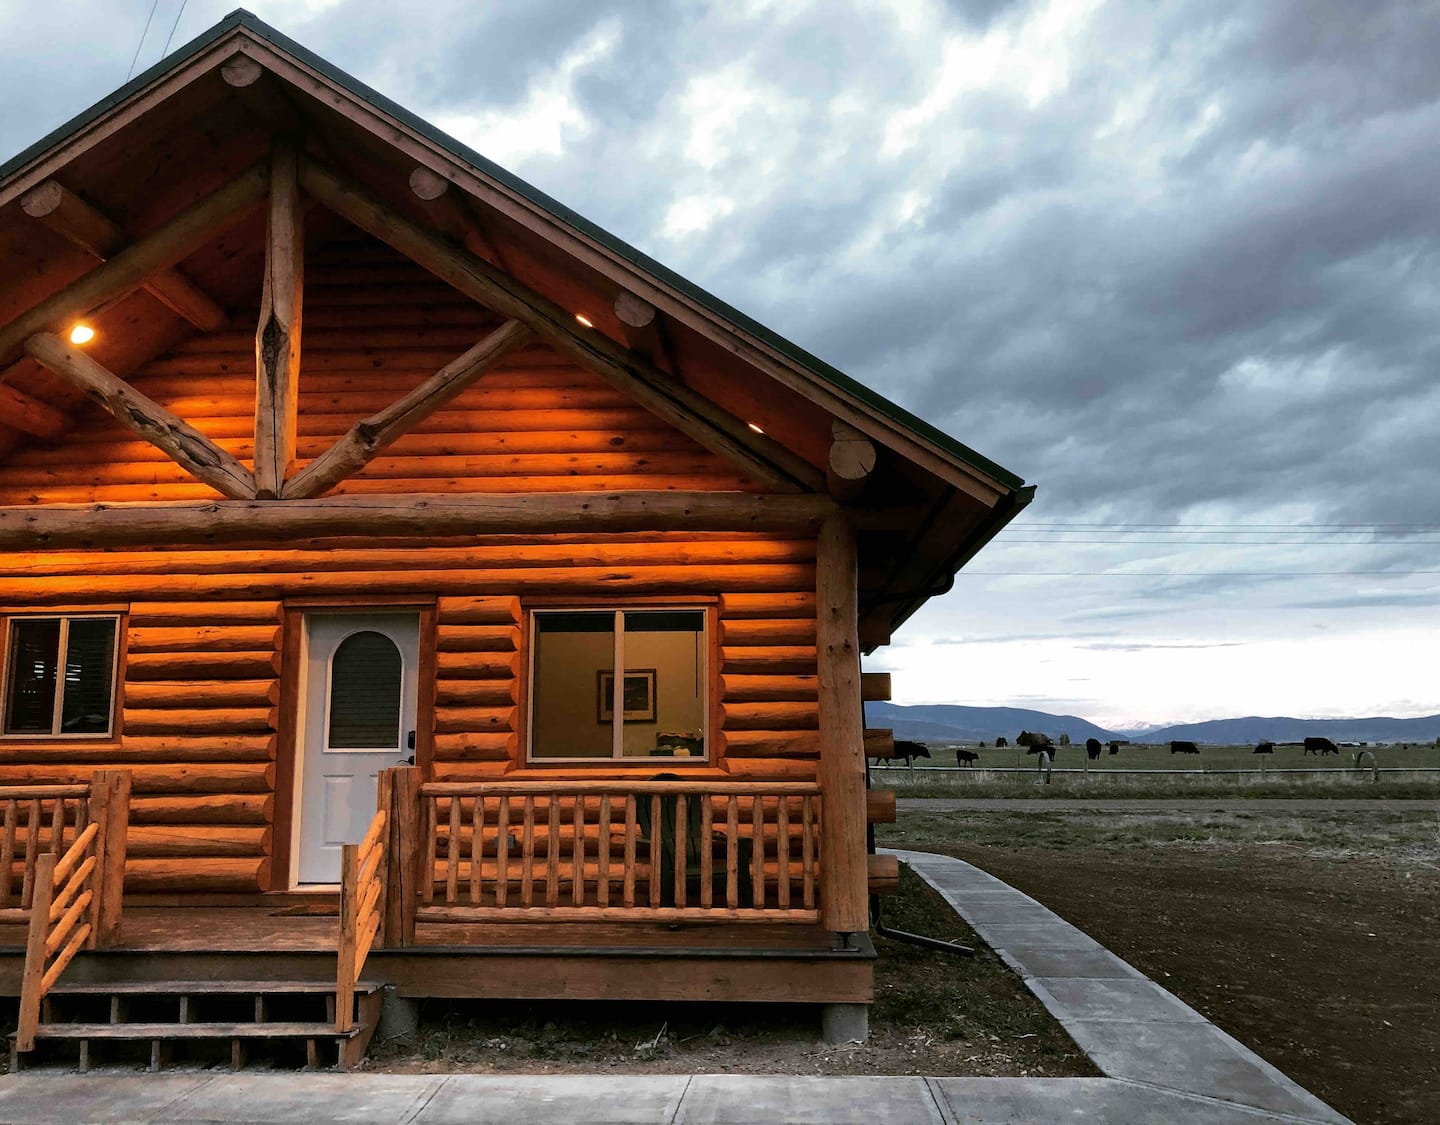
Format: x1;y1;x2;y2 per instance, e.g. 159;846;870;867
0;8;1033;643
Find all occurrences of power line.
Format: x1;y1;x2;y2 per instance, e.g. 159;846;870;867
160;0;189;58
996;539;1440;546
964;570;1440;577
125;0;161;81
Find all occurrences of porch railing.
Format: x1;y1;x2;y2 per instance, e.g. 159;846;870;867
412;780;822;925
336;806;386;1032
11;771;132;1052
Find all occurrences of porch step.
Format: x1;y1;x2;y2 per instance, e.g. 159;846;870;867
12;978;385;1072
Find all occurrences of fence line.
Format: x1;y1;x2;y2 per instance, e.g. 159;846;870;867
869;765;1440;776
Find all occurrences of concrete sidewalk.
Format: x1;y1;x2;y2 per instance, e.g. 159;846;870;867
0;850;1352;1124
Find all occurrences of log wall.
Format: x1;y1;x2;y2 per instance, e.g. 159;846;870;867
0;534;820;893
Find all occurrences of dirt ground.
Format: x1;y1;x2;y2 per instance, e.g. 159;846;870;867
366;866;1094;1078
882;807;1440;1125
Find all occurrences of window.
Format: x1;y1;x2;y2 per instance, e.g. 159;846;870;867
327;630;404;750
2;616;120;738
529;608;707;762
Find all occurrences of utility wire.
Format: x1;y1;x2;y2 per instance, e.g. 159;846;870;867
160;0;189;58
125;0;161;81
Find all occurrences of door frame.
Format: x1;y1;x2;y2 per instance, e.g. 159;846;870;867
272;596;436;891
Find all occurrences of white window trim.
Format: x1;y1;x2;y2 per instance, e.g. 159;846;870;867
526;606;708;765
1;614;122;740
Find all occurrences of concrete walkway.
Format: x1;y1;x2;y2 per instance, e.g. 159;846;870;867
0;851;1352;1124
893;848;1350;1124
900;797;1438;812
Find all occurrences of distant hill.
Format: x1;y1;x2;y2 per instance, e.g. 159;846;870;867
863;703;1118;743
1140;715;1440;745
863;703;1440;746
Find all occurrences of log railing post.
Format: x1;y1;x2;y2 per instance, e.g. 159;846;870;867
15;853;56;1052
816;515;869;938
336;843;359;1032
382;766;422;947
89;769;131;947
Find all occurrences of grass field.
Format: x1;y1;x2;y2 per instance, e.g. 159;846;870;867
879;803;1440;1124
872;741;1440;799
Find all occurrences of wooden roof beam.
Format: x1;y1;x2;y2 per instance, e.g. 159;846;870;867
0;161;268;365
254;138;304;499
18;181;227;332
23;332;256;500
406;165;511;273
300;156;826;494
0;491;838;551
0;372;68;440
284;319;531;499
827;421;877;501
613;291;678;376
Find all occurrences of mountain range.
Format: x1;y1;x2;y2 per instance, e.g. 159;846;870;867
863;702;1440;745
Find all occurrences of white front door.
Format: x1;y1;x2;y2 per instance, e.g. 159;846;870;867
296;612;419;885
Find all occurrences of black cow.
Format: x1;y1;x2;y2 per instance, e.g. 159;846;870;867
1108;740;1125;756
1085;738;1102;760
1253;741;1274;755
995;737;1009;748
1303;737;1339;756
878;739;933;773
956;749;979;767
1169;741;1200;755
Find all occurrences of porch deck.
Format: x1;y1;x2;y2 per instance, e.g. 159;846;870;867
0;906;873;1004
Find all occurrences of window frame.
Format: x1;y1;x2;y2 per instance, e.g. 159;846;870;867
323;627;408;753
1;614;123;740
524;604;714;766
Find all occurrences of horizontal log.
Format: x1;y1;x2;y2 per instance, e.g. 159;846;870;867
434;681;517;708
129;794;271;825
0;493;837;550
0;763;272;794
435;651;520;681
124;651;280;681
722;759;818;781
430;739;514;764
867;853;900;896
435;596;522;626
122;680;278;709
720;702;819;731
861;672;892;702
719;731;821;758
120;708;276;736
719;592;815;619
721;619;817;646
435;625;521;653
123;858;267;893
127;626;281;653
719;646;817;674
421;780;820;797
0;381;67;440
864;729;895;759
121;825;267;858
432;707;517;735
429;761;514;781
867;789;896;825
3;540;810;578
720;675;817;702
0;736;273;765
416;906;821;924
125;602;282;627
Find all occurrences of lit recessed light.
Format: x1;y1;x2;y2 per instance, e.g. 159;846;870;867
68;324;95;345
747;422;765;435
575;313;594;328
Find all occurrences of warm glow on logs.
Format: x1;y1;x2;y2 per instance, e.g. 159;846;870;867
68;324;95;345
574;313;594;328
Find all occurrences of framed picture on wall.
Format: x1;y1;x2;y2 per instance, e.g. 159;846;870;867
597;669;657;724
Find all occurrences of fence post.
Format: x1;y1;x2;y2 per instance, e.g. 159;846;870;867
16;853;56;1053
382;766;422;947
336;843;358;1032
89;770;132;948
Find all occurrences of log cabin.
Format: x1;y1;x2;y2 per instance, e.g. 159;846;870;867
0;10;1032;1066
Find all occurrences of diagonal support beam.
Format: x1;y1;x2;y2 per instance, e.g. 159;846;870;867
0;161;267;364
299;157;826;494
19;181;226;331
283;319;531;499
24;333;256;499
254;139;304;499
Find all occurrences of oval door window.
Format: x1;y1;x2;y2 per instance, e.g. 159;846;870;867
327;631;403;750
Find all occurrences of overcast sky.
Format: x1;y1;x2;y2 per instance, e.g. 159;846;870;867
2;0;1437;729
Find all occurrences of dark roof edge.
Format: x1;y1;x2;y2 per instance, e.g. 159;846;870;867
0;8;1025;496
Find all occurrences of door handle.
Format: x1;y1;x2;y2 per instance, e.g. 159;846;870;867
407;730;417;751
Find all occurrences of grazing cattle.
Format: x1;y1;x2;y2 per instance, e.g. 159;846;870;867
1169;741;1200;755
1253;741;1274;755
880;739;932;773
1303;737;1339;756
956;749;979;767
1085;738;1102;760
995;737;1009;748
1108;740;1125;755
